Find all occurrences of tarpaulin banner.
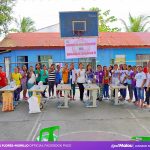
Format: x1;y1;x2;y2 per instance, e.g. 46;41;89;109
65;38;97;59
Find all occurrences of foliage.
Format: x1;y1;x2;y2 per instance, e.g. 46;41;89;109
11;17;36;32
120;13;150;32
0;0;15;35
82;7;121;32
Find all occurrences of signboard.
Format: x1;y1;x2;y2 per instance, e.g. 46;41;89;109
65;38;97;59
115;55;126;64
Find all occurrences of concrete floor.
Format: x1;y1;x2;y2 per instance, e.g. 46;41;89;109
0;94;149;141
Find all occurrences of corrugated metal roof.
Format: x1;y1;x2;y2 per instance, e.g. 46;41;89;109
1;32;150;50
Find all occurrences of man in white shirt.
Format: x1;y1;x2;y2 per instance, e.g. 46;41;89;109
135;66;146;108
77;63;86;101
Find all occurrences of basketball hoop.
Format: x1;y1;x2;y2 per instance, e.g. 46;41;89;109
73;30;85;37
59;11;98;38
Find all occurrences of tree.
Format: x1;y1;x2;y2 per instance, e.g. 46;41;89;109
12;17;36;32
120;13;150;32
82;7;121;32
0;0;15;35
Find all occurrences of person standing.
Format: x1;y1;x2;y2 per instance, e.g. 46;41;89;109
144;67;150;108
27;66;36;97
35;63;41;85
40;65;48;98
135;66;146;108
119;64;128;101
55;64;62;98
111;64;120;98
62;63;69;84
48;64;56;99
77;63;86;101
11;67;22;102
86;64;94;98
103;66;110;100
130;66;138;103
69;63;77;100
95;65;104;101
0;66;7;102
20;65;28;100
126;65;133;102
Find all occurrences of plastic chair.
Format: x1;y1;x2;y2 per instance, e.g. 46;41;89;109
36;126;60;142
131;136;150;141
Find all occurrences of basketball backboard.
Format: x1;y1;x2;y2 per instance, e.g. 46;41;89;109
59;11;98;38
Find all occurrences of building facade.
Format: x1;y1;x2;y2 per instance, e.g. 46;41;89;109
0;32;150;75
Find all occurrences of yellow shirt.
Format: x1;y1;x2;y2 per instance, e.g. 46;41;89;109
12;73;22;85
62;68;69;84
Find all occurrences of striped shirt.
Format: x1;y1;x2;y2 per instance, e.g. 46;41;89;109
48;71;56;82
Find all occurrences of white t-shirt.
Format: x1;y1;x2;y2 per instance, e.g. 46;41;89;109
28;73;36;84
135;72;146;87
120;70;128;83
111;70;120;79
76;69;86;83
145;73;150;87
70;69;76;84
111;70;120;85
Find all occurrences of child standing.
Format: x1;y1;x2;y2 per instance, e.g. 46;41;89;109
27;66;36;97
86;64;94;98
95;65;104;101
11;67;22;102
103;66;110;100
48;64;56;99
55;64;62;98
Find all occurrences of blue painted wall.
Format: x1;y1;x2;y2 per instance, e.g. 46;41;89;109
97;48;150;66
0;48;150;70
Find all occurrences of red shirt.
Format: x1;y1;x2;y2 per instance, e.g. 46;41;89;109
0;72;7;87
104;71;109;84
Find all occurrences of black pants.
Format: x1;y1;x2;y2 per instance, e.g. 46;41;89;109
49;81;55;97
77;83;84;100
128;84;133;100
42;82;47;96
145;87;150;105
14;87;21;101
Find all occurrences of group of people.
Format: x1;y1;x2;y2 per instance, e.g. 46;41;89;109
0;62;150;108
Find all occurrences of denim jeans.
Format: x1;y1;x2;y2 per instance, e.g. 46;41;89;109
145;87;150;105
103;84;109;98
136;87;144;100
132;85;138;101
120;83;127;99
